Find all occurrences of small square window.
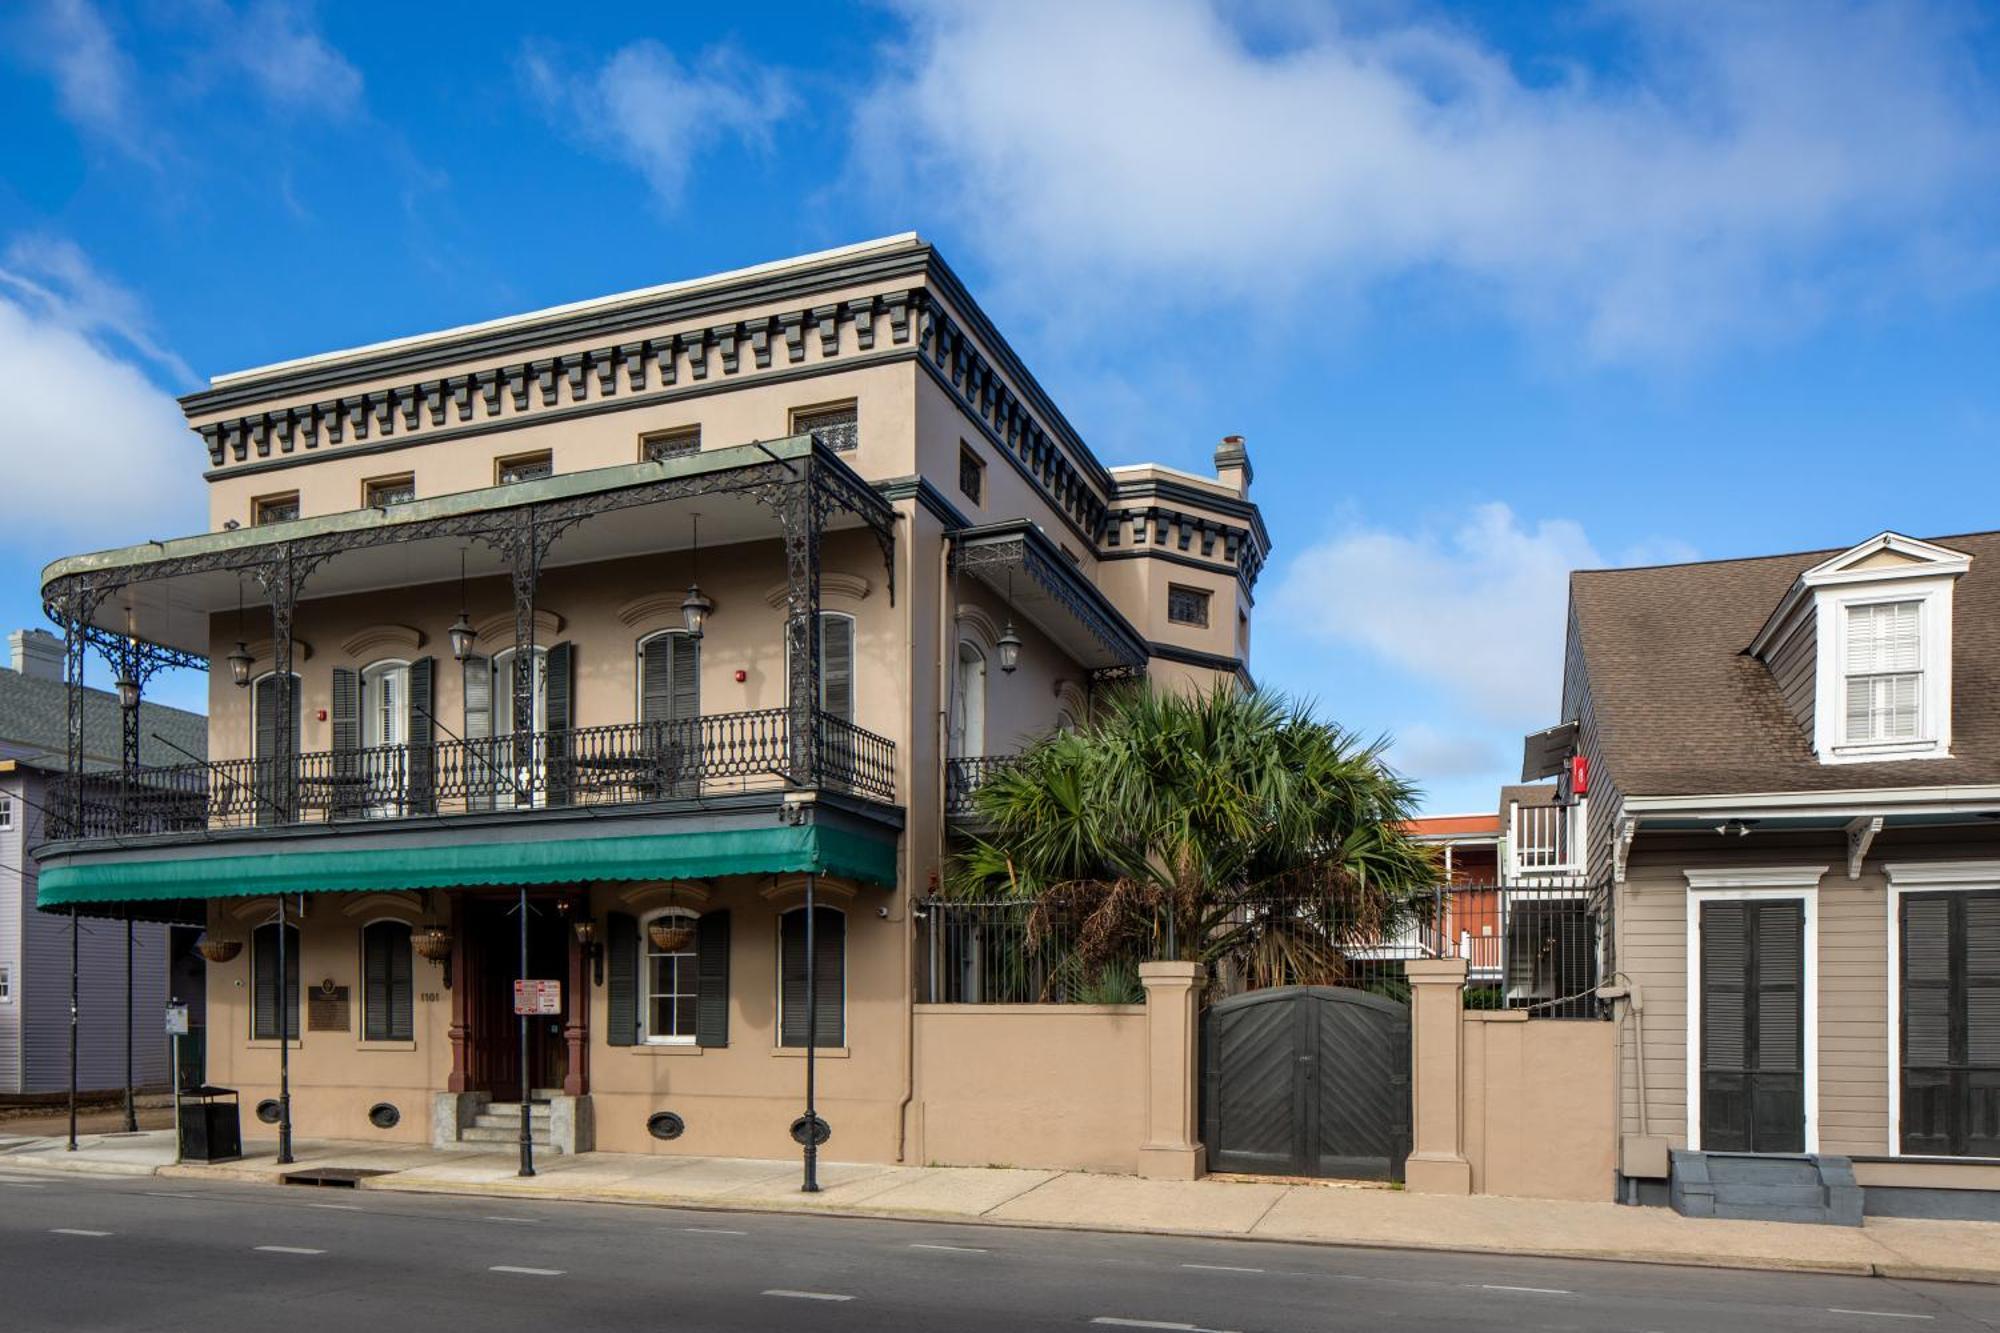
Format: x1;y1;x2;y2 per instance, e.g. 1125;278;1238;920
497;451;553;485
1168;584;1210;628
364;474;415;508
958;443;984;505
792;402;858;453
0;796;12;830
642;427;701;463
0;964;10;1002
253;492;300;526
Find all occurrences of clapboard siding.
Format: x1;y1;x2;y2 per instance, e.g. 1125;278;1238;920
1761;605;1817;740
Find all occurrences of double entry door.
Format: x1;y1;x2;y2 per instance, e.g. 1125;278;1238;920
1699;898;1806;1153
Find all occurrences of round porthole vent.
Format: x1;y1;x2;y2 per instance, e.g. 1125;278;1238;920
646;1111;686;1141
367;1102;400;1130
790;1114;831;1148
254;1098;282;1125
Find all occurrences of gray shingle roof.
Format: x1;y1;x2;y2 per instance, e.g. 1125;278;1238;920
1570;531;2000;797
0;667;205;770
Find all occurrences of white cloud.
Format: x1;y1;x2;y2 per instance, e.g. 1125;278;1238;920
1272;502;1610;723
1387;723;1501;784
521;40;793;208
25;0;147;156
856;0;2000;362
0;239;201;549
204;1;364;119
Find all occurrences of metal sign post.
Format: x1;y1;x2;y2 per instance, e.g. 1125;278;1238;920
166;1002;189;1166
516;886;535;1178
802;873;820;1194
276;894;294;1165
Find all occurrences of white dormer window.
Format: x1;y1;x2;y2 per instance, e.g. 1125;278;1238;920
1767;531;1972;765
1843;600;1921;743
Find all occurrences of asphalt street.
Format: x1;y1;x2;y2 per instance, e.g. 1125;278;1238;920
0;1169;1995;1332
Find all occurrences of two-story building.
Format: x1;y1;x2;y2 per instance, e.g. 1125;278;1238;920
1525;530;2000;1221
29;235;1268;1165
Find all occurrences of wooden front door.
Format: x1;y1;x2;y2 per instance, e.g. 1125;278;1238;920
467;898;569;1097
1700;899;1806;1153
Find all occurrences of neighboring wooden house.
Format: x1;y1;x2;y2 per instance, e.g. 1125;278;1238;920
0;630;207;1096
1531;530;2000;1221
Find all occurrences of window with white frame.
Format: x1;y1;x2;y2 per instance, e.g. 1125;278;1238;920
642;909;700;1043
0;795;12;830
0;963;11;1002
1844;600;1922;743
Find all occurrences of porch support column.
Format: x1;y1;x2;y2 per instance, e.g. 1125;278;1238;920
508;511;540;802
1404;958;1472;1195
780;460;822;788
1137;960;1205;1180
447;894;470;1093
256;547;301;825
563;898;588;1097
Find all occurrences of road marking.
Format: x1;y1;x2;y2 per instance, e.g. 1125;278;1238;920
50;1228;111;1237
144;1191;205;1199
255;1245;326;1255
910;1242;988;1253
1481;1284;1572;1296
1180;1263;1264;1274
763;1290;855;1302
684;1226;748;1236
1090;1321;1239;1333
490;1266;564;1277
1828;1312;1935;1322
307;1203;362;1212
2;1181;48;1188
482;1215;537;1223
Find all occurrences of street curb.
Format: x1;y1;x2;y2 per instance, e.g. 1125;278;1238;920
354;1174;1995;1286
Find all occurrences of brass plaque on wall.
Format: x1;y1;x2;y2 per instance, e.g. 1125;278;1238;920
307;983;350;1032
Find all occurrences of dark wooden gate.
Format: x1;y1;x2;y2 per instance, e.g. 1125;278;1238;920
1201;986;1410;1180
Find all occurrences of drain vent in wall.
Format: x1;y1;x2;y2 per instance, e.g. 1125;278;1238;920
367;1102;400;1130
254;1098;282;1125
790;1114;831;1147
646;1111;685;1141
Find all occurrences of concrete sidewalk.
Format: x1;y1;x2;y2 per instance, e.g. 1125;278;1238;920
4;1130;1996;1284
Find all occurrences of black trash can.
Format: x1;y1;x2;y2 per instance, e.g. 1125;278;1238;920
178;1086;242;1163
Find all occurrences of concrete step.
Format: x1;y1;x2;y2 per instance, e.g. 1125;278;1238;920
1668;1150;1863;1226
458;1125;552;1146
481;1104;553;1120
470;1113;550;1133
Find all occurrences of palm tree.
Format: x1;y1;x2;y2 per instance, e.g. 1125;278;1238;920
949;684;1438;996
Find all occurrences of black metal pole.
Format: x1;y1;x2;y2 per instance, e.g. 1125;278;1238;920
123;910;136;1133
518;885;534;1177
67;906;78;1152
802;873;819;1193
276;894;293;1165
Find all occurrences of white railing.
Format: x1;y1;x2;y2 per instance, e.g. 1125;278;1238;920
1507;799;1584;876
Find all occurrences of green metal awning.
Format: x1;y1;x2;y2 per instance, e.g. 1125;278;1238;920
38;824;896;909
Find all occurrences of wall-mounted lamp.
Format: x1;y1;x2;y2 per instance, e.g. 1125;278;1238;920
573;917;604;986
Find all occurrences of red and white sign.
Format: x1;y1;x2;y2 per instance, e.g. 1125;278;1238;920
513;979;562;1015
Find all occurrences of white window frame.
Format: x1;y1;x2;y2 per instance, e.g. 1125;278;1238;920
640;907;701;1046
1883;860;2000;1161
782;612;856;719
951;640;987;759
1810;572;1958;765
360;659;412;750
0;795;12;831
1683;866;1825;1155
0;962;11;1003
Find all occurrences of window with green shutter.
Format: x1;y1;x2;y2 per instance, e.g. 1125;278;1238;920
252;922;300;1041
362;921;413;1042
779;906;845;1048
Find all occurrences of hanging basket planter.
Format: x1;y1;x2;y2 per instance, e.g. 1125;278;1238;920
195;935;242;964
648;920;695;953
413;925;454;962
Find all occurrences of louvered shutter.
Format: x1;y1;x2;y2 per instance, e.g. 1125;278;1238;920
1902;894;1954;1154
363;922;412;1043
330;667;361;818
545;641;574;806
781;907;845;1048
462;655;493;811
408;657;435;814
1701;902;1747;1076
820;616;854;722
1903;891;2000;1157
696;910;731;1048
606;911;638;1046
671;633;700;722
640;635;675;724
1967;895;2000;1157
642;634;701;796
252;676;299;827
253;923;299;1041
1754;902;1803;1075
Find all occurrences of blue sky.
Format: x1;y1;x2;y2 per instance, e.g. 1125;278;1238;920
1;1;1996;813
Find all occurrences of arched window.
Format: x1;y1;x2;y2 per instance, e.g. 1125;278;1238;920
951;641;987;758
250;671;302;759
641;908;701;1043
637;630;700;726
252;921;300;1041
362;921;413;1042
778;906;845;1048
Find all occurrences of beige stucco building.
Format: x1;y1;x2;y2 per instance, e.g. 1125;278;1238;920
32;235;1269;1168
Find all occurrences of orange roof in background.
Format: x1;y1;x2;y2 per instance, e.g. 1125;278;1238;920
1402;813;1501;837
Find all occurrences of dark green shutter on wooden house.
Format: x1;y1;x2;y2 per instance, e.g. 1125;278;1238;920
1700;900;1804;1154
1902;890;2000;1157
363;921;413;1042
606;910;638;1046
253;673;300;826
253;922;300;1041
408;657;436;814
780;907;844;1048
330;667;361;817
462;655;494;810
545;641;574;805
641;633;701;795
696;910;730;1048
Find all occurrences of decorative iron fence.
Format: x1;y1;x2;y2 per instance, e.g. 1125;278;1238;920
45;707;896;839
919;878;1611;1019
944;755;1020;816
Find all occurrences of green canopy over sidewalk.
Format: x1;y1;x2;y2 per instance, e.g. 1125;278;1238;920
38;824;896;908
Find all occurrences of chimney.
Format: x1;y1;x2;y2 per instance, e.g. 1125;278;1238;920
9;629;64;681
1214;434;1253;497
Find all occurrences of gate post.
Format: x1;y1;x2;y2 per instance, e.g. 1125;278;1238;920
1137;961;1205;1180
1405;958;1472;1195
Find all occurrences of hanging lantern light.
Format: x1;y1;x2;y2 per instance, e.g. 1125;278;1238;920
449;549;478;661
115;671;140;711
227;642;254;688
996;621;1022;674
681;512;712;638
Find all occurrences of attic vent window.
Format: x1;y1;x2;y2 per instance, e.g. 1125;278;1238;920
1844;600;1922;743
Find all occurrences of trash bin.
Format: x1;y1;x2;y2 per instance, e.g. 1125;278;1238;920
178;1085;242;1163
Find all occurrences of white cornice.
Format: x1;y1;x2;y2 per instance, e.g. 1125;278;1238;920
1624;785;2000;818
1685;865;1829;891
1883;860;2000;888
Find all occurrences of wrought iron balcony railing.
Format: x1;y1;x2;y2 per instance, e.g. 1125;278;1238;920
944;754;1022;816
44;708;895;840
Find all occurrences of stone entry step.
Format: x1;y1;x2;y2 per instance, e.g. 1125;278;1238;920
1668;1150;1864;1226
